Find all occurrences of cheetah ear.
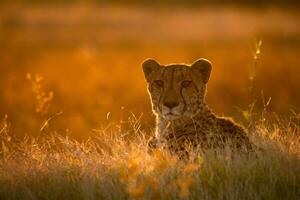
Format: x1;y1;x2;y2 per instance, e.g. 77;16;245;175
142;58;161;82
191;58;212;84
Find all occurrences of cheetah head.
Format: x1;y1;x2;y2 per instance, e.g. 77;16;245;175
142;58;212;120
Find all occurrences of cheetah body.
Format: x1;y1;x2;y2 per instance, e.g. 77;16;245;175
142;58;252;155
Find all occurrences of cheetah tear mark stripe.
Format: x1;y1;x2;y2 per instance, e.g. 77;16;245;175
179;69;187;113
157;69;165;113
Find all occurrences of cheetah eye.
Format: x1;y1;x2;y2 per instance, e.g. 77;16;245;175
154;80;164;87
181;80;192;88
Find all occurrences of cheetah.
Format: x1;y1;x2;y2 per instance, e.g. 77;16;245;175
142;58;253;156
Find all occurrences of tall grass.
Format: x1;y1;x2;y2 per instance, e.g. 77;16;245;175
246;39;262;131
0;113;299;200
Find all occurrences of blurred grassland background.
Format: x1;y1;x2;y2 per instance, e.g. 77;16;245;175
0;0;299;139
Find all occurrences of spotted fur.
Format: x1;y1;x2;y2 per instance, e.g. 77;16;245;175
142;58;252;156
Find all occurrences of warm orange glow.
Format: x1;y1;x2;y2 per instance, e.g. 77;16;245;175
0;2;299;199
1;4;299;139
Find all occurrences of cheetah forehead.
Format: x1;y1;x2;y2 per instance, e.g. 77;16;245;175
142;58;212;85
149;65;195;82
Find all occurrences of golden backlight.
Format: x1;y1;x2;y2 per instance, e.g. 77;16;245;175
0;2;300;200
0;3;299;139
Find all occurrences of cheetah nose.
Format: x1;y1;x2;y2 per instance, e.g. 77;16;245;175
163;101;179;109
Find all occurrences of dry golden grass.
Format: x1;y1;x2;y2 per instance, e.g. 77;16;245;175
0;113;299;200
